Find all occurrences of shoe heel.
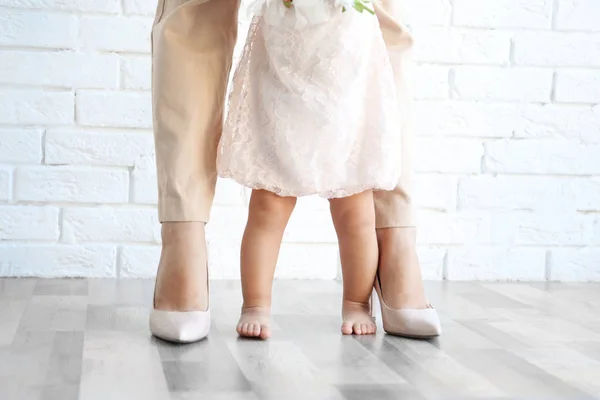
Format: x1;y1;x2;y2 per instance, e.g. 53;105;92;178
373;273;441;338
371;288;382;324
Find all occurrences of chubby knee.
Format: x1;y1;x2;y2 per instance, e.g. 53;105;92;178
330;197;376;235
249;190;296;228
336;208;376;235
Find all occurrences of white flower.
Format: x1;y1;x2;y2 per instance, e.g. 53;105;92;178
335;0;354;9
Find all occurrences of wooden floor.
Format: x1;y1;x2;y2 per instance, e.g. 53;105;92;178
1;278;600;400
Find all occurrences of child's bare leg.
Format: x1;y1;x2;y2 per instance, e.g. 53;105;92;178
330;191;378;335
238;189;296;339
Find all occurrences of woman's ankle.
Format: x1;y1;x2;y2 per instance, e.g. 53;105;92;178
154;222;209;311
161;221;206;246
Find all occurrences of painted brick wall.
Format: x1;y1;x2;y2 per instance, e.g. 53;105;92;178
0;0;599;280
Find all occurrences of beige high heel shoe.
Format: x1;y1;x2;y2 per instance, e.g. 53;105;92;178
149;265;210;343
373;273;441;338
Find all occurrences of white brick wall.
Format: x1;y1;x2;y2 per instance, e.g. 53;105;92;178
0;0;598;281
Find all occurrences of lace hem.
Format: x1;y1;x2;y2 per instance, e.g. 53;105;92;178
220;169;397;199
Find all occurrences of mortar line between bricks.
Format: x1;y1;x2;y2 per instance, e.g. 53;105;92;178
8;167;14;202
58;208;65;243
435;65;562;71
448;0;455;26
545;250;552;281
415;135;598;140
75;88;151;94
550;71;558;103
83;12;152;19
40;129;46;165
542;28;600;34
8;202;158;209
509;36;516;65
0;5;124;17
16;165;131;172
496;64;600;70
442;250;449;280
422;172;600;178
0;83;74;92
10;167;17;203
73;90;78;124
550;0;559;31
97;50;151;57
0;46;84;53
439;98;600;106
118;56;125;90
127;167;134;203
454;176;461;212
0;240;159;246
446;25;600;33
415;62;513;68
448;68;456;99
417;25;600;34
116;245;122;279
0;125;154;134
479;143;487;174
0;84;150;93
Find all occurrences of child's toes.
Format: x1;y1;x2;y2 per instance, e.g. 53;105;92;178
259;324;271;340
240;323;249;336
361;323;369;335
341;322;353;335
353;323;363;335
237;306;272;339
251;324;261;337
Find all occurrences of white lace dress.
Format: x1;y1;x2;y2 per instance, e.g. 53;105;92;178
217;0;401;198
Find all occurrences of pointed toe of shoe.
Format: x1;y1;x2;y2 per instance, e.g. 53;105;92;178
149;309;211;343
382;308;442;339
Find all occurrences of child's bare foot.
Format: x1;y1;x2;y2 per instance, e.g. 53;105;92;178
341;299;376;335
236;306;272;340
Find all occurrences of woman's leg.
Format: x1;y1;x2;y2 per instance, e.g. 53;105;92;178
238;190;297;339
151;0;239;318
373;0;429;310
153;0;240;223
330;191;378;335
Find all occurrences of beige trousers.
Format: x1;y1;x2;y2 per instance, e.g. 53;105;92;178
152;0;415;228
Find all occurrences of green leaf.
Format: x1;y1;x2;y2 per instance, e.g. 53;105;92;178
353;0;375;14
